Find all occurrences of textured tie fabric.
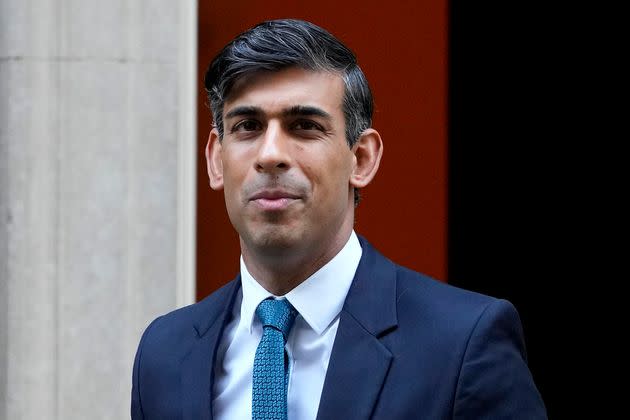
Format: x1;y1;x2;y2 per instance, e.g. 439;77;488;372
252;298;298;420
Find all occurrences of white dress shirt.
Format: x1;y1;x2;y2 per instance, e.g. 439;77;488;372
212;231;362;420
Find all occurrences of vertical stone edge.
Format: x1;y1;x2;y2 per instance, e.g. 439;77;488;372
0;48;9;420
176;0;198;309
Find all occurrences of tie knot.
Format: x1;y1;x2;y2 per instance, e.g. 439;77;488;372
256;298;297;338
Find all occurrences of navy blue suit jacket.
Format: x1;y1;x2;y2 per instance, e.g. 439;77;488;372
131;237;547;419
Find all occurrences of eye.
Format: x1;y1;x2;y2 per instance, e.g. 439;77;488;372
232;119;262;132
292;120;323;131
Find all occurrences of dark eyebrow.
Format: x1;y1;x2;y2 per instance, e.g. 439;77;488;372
283;105;332;120
224;106;263;120
224;105;332;121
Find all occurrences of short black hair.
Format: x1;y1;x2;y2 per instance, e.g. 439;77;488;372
204;19;373;148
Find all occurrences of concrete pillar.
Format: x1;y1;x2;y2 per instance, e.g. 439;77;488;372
0;1;197;418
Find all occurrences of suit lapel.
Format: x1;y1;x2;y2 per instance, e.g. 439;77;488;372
316;312;393;420
317;238;398;420
181;278;240;420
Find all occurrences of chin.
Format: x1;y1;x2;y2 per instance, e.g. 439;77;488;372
246;226;304;255
259;229;300;248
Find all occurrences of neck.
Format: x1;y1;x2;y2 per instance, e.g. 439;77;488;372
241;228;353;296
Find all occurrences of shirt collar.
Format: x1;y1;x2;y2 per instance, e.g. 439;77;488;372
240;230;362;335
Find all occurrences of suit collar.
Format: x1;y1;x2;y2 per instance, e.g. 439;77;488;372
182;277;241;420
342;236;398;336
192;276;241;338
316;236;398;419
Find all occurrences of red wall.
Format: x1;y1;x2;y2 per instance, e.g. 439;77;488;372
196;1;448;300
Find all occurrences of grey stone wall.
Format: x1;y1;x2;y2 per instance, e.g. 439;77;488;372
0;1;197;418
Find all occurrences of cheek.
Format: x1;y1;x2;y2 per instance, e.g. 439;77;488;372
304;154;352;196
221;152;249;187
220;166;247;212
222;185;239;219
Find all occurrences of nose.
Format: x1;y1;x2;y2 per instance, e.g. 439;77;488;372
255;122;290;173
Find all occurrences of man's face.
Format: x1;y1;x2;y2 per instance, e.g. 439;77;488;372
207;67;357;256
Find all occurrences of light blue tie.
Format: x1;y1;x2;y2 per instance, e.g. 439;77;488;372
252;298;298;420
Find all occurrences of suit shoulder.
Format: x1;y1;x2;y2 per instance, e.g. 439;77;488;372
356;236;510;328
396;265;496;305
393;264;516;328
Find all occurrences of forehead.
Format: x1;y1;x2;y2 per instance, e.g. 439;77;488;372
224;67;345;117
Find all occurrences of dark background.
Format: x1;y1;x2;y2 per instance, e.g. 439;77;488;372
448;1;562;417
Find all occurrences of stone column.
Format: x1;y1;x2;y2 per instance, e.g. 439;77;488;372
0;1;197;418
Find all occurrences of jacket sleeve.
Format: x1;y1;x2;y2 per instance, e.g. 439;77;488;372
453;299;548;419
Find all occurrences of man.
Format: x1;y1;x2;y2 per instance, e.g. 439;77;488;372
131;19;547;419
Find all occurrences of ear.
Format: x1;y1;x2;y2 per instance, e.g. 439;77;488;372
350;128;383;188
205;128;224;190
